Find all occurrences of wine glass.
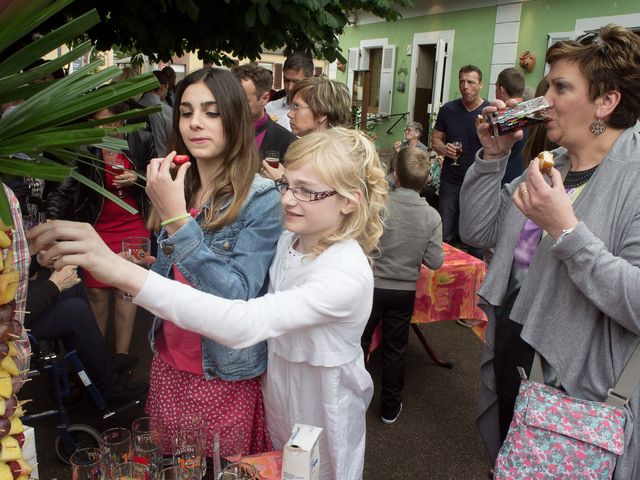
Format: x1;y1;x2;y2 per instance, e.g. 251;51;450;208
264;150;280;169
121;236;151;302
451;141;463;167
112;153;127;198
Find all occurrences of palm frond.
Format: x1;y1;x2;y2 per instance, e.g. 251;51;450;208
0;0;159;226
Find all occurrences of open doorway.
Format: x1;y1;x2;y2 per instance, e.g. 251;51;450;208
413;44;436;137
407;31;454;144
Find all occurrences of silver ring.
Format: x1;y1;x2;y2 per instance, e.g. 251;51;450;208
521;189;529;196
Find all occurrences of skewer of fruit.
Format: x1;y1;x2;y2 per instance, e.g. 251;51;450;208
0;217;33;478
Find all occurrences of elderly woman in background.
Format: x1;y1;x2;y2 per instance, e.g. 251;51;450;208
262;76;351;180
459;24;640;477
391;121;441;208
393;121;429;153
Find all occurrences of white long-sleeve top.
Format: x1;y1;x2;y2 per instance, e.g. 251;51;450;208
136;231;374;480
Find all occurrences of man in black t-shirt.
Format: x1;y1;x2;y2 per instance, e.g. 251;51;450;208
432;65;489;257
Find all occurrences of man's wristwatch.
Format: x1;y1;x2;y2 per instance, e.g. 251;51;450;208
555;227;575;245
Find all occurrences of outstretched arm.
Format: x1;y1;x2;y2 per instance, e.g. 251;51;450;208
27;221;149;296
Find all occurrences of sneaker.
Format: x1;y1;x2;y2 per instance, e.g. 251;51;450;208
105;375;149;405
113;353;140;373
381;403;402;424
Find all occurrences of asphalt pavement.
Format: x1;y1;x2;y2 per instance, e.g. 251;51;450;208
22;309;490;479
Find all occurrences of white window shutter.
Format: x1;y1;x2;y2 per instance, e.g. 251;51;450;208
347;47;360;96
378;45;395;116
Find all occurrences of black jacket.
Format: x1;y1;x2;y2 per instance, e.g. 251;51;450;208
46;130;155;224
258;116;297;162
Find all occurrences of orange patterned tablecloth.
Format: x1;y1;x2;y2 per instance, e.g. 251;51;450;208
242;450;282;479
412;243;487;340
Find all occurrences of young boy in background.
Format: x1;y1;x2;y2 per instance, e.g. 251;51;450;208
361;146;444;424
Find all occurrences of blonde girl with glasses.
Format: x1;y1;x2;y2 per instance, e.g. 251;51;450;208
29;127;388;480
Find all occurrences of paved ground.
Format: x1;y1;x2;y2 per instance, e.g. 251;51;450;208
22;309;490;479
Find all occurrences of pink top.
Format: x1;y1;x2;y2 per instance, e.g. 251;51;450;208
255;112;269;149
155;209;204;374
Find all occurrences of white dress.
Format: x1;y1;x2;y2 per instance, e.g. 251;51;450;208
136;231;374;480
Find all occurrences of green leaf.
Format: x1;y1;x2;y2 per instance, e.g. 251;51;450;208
0;157;73;181
245;5;257;28
0;40;93;97
0;188;12;228
0;0;74;54
0;9;100;78
70;170;138;214
257;4;270;24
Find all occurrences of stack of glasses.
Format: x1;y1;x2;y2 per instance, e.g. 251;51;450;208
69;414;259;479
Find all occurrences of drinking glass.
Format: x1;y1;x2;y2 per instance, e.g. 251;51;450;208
121;236;151;302
70;447;104;480
264;150;280;169
132;416;162;448
211;422;244;480
172;430;206;479
100;427;132;479
157;466;191;480
112;153;127;198
113;461;150;480
133;435;162;479
451;141;462;167
220;462;258;480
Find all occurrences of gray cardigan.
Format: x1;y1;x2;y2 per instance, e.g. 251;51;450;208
460;127;640;479
374;187;443;290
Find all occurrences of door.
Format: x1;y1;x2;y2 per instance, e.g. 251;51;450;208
429;38;448;123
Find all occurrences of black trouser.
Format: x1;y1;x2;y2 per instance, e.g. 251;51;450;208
30;282;118;395
493;314;535;442
361;287;416;412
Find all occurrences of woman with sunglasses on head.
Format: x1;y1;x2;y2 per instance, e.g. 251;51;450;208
460;24;640;476
29;127;388;480
261;77;351;180
45;102;155;357
142;68;282;457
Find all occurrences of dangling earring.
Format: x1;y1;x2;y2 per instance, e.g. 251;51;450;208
589;119;606;137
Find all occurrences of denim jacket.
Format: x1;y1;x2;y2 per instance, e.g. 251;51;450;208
149;174;283;380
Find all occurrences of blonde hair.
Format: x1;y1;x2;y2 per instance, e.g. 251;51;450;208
284;127;388;258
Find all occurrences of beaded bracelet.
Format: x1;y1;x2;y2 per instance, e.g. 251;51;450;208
160;213;190;227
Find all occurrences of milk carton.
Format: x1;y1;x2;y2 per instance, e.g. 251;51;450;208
281;423;323;480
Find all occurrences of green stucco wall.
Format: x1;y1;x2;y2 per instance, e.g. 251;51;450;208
337;6;497;149
338;0;640;150
518;0;640;88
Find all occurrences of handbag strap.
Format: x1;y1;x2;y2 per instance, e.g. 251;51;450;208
530;341;640;409
607;341;640;408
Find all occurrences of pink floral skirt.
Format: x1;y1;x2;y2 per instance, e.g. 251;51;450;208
145;355;272;456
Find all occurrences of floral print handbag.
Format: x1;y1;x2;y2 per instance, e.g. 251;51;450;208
494;348;640;479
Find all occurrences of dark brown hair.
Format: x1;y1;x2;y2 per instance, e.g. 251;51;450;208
148;68;259;231
231;64;273;97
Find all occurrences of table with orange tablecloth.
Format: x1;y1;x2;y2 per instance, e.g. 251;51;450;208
370;243;487;367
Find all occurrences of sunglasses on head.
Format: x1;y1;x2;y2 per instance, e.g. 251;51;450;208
576;31;608;54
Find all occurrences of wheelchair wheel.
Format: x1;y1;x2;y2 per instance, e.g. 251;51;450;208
54;423;101;465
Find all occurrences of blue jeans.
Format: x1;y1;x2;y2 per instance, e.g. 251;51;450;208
438;181;461;244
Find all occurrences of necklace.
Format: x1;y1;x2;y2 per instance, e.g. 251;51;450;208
564;165;599;188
